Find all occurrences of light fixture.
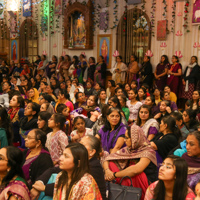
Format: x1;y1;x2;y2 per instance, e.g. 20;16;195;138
7;0;20;12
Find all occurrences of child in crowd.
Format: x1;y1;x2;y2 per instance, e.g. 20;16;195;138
46;113;68;166
70;116;93;143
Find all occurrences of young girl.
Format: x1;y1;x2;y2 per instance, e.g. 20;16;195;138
37;111;52;134
138;87;146;103
19;102;40;148
126;88;142;123
0;107;13;147
8;95;25;146
70;116;93;143
46;113;69;165
106;80;115;98
118;95;129;121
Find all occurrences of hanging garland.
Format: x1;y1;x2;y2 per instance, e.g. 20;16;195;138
123;0;128;33
50;0;55;35
141;0;146;13
150;0;156;37
170;0;176;33
91;0;96;32
95;3;101;28
162;0;167;20
3;0;7;38
17;0;23;38
110;0;118;29
34;0;39;34
183;0;190;32
40;0;48;36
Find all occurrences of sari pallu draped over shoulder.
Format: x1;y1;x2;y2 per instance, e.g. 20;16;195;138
53;172;102;200
105;125;157;169
0;179;30;200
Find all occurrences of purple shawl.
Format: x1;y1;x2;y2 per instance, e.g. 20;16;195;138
99;123;126;152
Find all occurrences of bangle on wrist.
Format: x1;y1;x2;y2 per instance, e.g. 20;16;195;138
113;172;117;178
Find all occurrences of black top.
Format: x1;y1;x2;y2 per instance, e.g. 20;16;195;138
141;61;153;86
97;62;107;80
183;64;199;85
151;132;178;160
23;149;54;187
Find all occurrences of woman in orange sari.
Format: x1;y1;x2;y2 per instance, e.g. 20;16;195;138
53;143;102;200
166;55;182;96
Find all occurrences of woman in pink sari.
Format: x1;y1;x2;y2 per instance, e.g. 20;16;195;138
166;55;182;96
0;146;30;200
103;125;157;200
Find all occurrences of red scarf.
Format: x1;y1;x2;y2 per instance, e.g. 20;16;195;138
8;107;20;121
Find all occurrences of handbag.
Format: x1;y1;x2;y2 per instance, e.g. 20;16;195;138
108;176;142;200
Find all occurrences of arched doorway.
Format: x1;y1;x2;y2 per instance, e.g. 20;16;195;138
117;8;151;64
19;19;38;63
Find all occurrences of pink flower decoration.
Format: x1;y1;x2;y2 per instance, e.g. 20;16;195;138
113;50;120;57
53;43;57;48
176;30;183;36
160;42;167;48
175;51;183;58
81;52;86;56
193;42;199;48
42;36;46;41
42;51;47;56
145;50;153;57
177;12;182;16
62;51;66;56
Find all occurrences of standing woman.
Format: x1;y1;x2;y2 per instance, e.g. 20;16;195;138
144;155;195;200
167;55;182;96
111;56;128;84
77;54;87;84
182;56;199;100
126;54;139;85
8;95;25;146
61;55;71;79
139;56;153;88
53;143;102;200
94;55;107;87
154;55;169;91
126;88;142;123
0;146;31;200
83;57;96;83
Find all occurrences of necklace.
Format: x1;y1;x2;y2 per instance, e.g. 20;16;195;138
165;193;172;198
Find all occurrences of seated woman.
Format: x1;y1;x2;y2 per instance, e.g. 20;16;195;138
103;125;157;200
0;107;13;148
31;135;106;200
46;113;69;165
74;92;86;109
70;116;93;143
19;102;40;148
96;107;126;154
8;95;25;146
37;111;52;134
136;105;159;141
144;95;159;117
53;143;102;199
22;129;53;187
183;109;199;131
98;89;108;110
118;95;130;121
145;155;195;200
150;116;180;164
138;87;147;104
0;146;31;200
153;88;161;105
40;102;55;114
182;131;200;191
28;88;39;104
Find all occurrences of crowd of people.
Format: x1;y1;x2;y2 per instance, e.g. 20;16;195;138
0;53;199;200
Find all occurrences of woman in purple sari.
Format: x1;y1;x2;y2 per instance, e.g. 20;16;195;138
182;131;200;191
96;107;126;154
0;146;30;200
154;55;169;91
167;55;182;96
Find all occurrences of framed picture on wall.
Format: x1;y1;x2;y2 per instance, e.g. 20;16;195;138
192;0;200;24
157;20;167;41
10;39;18;63
97;34;112;69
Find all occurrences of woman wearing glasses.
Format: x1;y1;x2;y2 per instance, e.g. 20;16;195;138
145;155;195;200
22;129;53;188
0;146;30;199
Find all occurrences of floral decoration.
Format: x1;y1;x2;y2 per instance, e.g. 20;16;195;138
170;0;176;33
150;0;156;37
183;0;190;32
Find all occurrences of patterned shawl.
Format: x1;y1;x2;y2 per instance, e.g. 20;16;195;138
105;124;157;169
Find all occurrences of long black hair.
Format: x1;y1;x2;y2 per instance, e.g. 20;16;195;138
2;146;26;187
0;107;13;145
161;55;170;65
136;105;152;126
56;143;90;200
153;155;188;200
108;96;122;110
38;111;52;134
